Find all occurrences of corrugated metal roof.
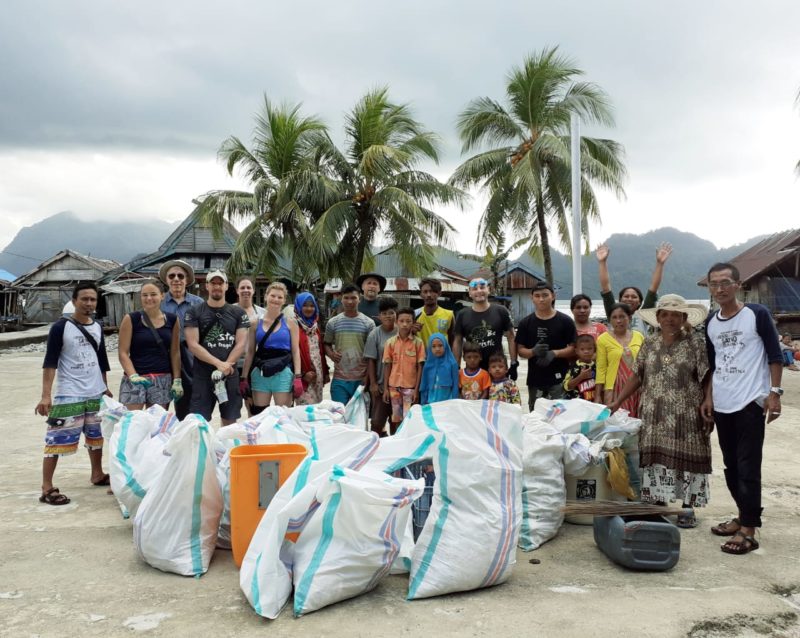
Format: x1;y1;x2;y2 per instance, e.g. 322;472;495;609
697;229;800;286
324;278;468;293
772;278;800;313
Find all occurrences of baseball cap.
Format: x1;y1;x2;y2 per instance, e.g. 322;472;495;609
207;269;228;283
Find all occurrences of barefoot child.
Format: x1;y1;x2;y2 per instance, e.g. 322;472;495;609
563;334;597;401
419;332;460;405
487;352;521;405
459;341;491;400
383;308;426;433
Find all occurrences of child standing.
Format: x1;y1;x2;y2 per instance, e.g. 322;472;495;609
364;297;399;436
383;308;426;433
487;352;522;405
419;332;460;404
459;341;491;400
563;334;597;401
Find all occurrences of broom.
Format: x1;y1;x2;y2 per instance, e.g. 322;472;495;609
562;500;691;518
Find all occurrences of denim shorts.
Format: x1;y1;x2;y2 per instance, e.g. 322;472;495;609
251;366;293;394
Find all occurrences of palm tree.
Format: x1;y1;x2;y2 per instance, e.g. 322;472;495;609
450;47;627;284
196;96;333;284
308;87;467;282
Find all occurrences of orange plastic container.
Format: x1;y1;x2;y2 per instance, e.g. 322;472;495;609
229;443;308;567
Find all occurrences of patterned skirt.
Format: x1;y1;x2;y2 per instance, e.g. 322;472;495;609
640;464;709;507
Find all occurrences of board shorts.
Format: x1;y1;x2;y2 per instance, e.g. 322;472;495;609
119;373;172;406
44;395;104;457
330;378;360;405
388;386;414;424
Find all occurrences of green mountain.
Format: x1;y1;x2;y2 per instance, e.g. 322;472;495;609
518;227;765;299
0;211;180;279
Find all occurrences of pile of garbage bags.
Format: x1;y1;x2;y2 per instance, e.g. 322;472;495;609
98;391;526;618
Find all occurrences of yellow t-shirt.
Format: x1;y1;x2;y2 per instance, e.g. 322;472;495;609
414;306;454;346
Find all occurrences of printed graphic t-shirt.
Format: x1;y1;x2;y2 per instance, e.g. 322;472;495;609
454;304;513;370
515;311;577;389
43;318;110;397
184;303;250;376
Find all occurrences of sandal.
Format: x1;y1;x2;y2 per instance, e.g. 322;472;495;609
91;473;110;486
721;532;759;555
677;512;699;529
711;517;740;536
39;487;70;506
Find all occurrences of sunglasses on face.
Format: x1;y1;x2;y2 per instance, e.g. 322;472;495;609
469;279;488;288
167;273;186;280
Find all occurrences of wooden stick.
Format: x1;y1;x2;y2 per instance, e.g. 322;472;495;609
562;500;690;518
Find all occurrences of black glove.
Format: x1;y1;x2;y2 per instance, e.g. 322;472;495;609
535;350;556;367
532;342;549;359
509;361;519;381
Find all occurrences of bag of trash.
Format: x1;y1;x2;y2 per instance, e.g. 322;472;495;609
133;415;223;576
108;406;177;519
240;426;380;618
344;385;370;430
400;400;523;600
518;419;566;551
533;398;611;437
98;395;128;439
291;466;423;616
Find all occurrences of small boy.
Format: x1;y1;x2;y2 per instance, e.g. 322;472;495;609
459;341;491;400
563;334;597;400
383;307;426;433
364;297;399;436
487;352;521;405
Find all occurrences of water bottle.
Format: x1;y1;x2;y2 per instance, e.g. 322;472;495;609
212;370;228;403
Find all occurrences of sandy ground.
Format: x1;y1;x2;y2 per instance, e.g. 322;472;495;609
1;347;799;638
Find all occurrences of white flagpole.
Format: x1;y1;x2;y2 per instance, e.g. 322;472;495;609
571;112;582;296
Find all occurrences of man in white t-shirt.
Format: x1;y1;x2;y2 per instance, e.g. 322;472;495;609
35;282;112;506
701;262;783;555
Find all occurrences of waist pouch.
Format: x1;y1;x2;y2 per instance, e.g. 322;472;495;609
255;348;292;378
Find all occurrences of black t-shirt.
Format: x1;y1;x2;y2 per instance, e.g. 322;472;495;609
515;311;577;389
358;298;381;325
454;304;513;369
184;302;250;376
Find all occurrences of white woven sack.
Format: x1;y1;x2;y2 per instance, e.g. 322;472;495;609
240;426;380;619
133;415;222;576
401;400;523;600
291;466;423;616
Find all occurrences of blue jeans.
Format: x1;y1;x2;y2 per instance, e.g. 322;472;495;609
331;379;361;405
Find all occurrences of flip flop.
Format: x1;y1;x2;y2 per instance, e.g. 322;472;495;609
91;473;110;486
721;532;759;555
39;487;70;506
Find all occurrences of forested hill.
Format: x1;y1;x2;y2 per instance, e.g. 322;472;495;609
0;211;179;278
522;227;764;299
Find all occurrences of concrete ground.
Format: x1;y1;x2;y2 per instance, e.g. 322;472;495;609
1;346;799;638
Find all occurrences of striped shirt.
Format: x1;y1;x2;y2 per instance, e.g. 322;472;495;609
324;312;375;380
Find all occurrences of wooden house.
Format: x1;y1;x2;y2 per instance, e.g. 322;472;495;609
12;250;120;324
698;229;800;335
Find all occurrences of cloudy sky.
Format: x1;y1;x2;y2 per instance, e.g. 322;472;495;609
1;0;798;257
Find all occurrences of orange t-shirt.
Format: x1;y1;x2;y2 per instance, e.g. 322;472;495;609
383;334;426;388
459;368;491;399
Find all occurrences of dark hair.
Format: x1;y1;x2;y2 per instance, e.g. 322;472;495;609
378;297;399;312
462;340;481;355
396;307;415;319
420;278;442;293
618;286;643;305
140;280;164;293
488;351;507;366
575;333;597;348
72;281;99;300
570;293;592;309
609;302;633;318
707;262;740;282
341;283;360;295
236;276;255;288
532;281;555;295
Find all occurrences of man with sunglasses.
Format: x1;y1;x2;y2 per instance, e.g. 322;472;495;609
452;277;517;375
701;262;783;555
159;259;203;419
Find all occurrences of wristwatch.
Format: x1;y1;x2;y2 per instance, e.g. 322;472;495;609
770;386;784;396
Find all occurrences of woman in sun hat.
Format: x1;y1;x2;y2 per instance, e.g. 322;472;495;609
609;294;711;528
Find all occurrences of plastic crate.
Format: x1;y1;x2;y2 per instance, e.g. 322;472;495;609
403;460;436;540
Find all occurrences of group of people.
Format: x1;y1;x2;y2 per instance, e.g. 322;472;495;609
35;248;786;558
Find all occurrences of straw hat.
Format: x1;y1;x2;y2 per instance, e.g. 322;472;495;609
158;259;196;286
639;294;708;328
